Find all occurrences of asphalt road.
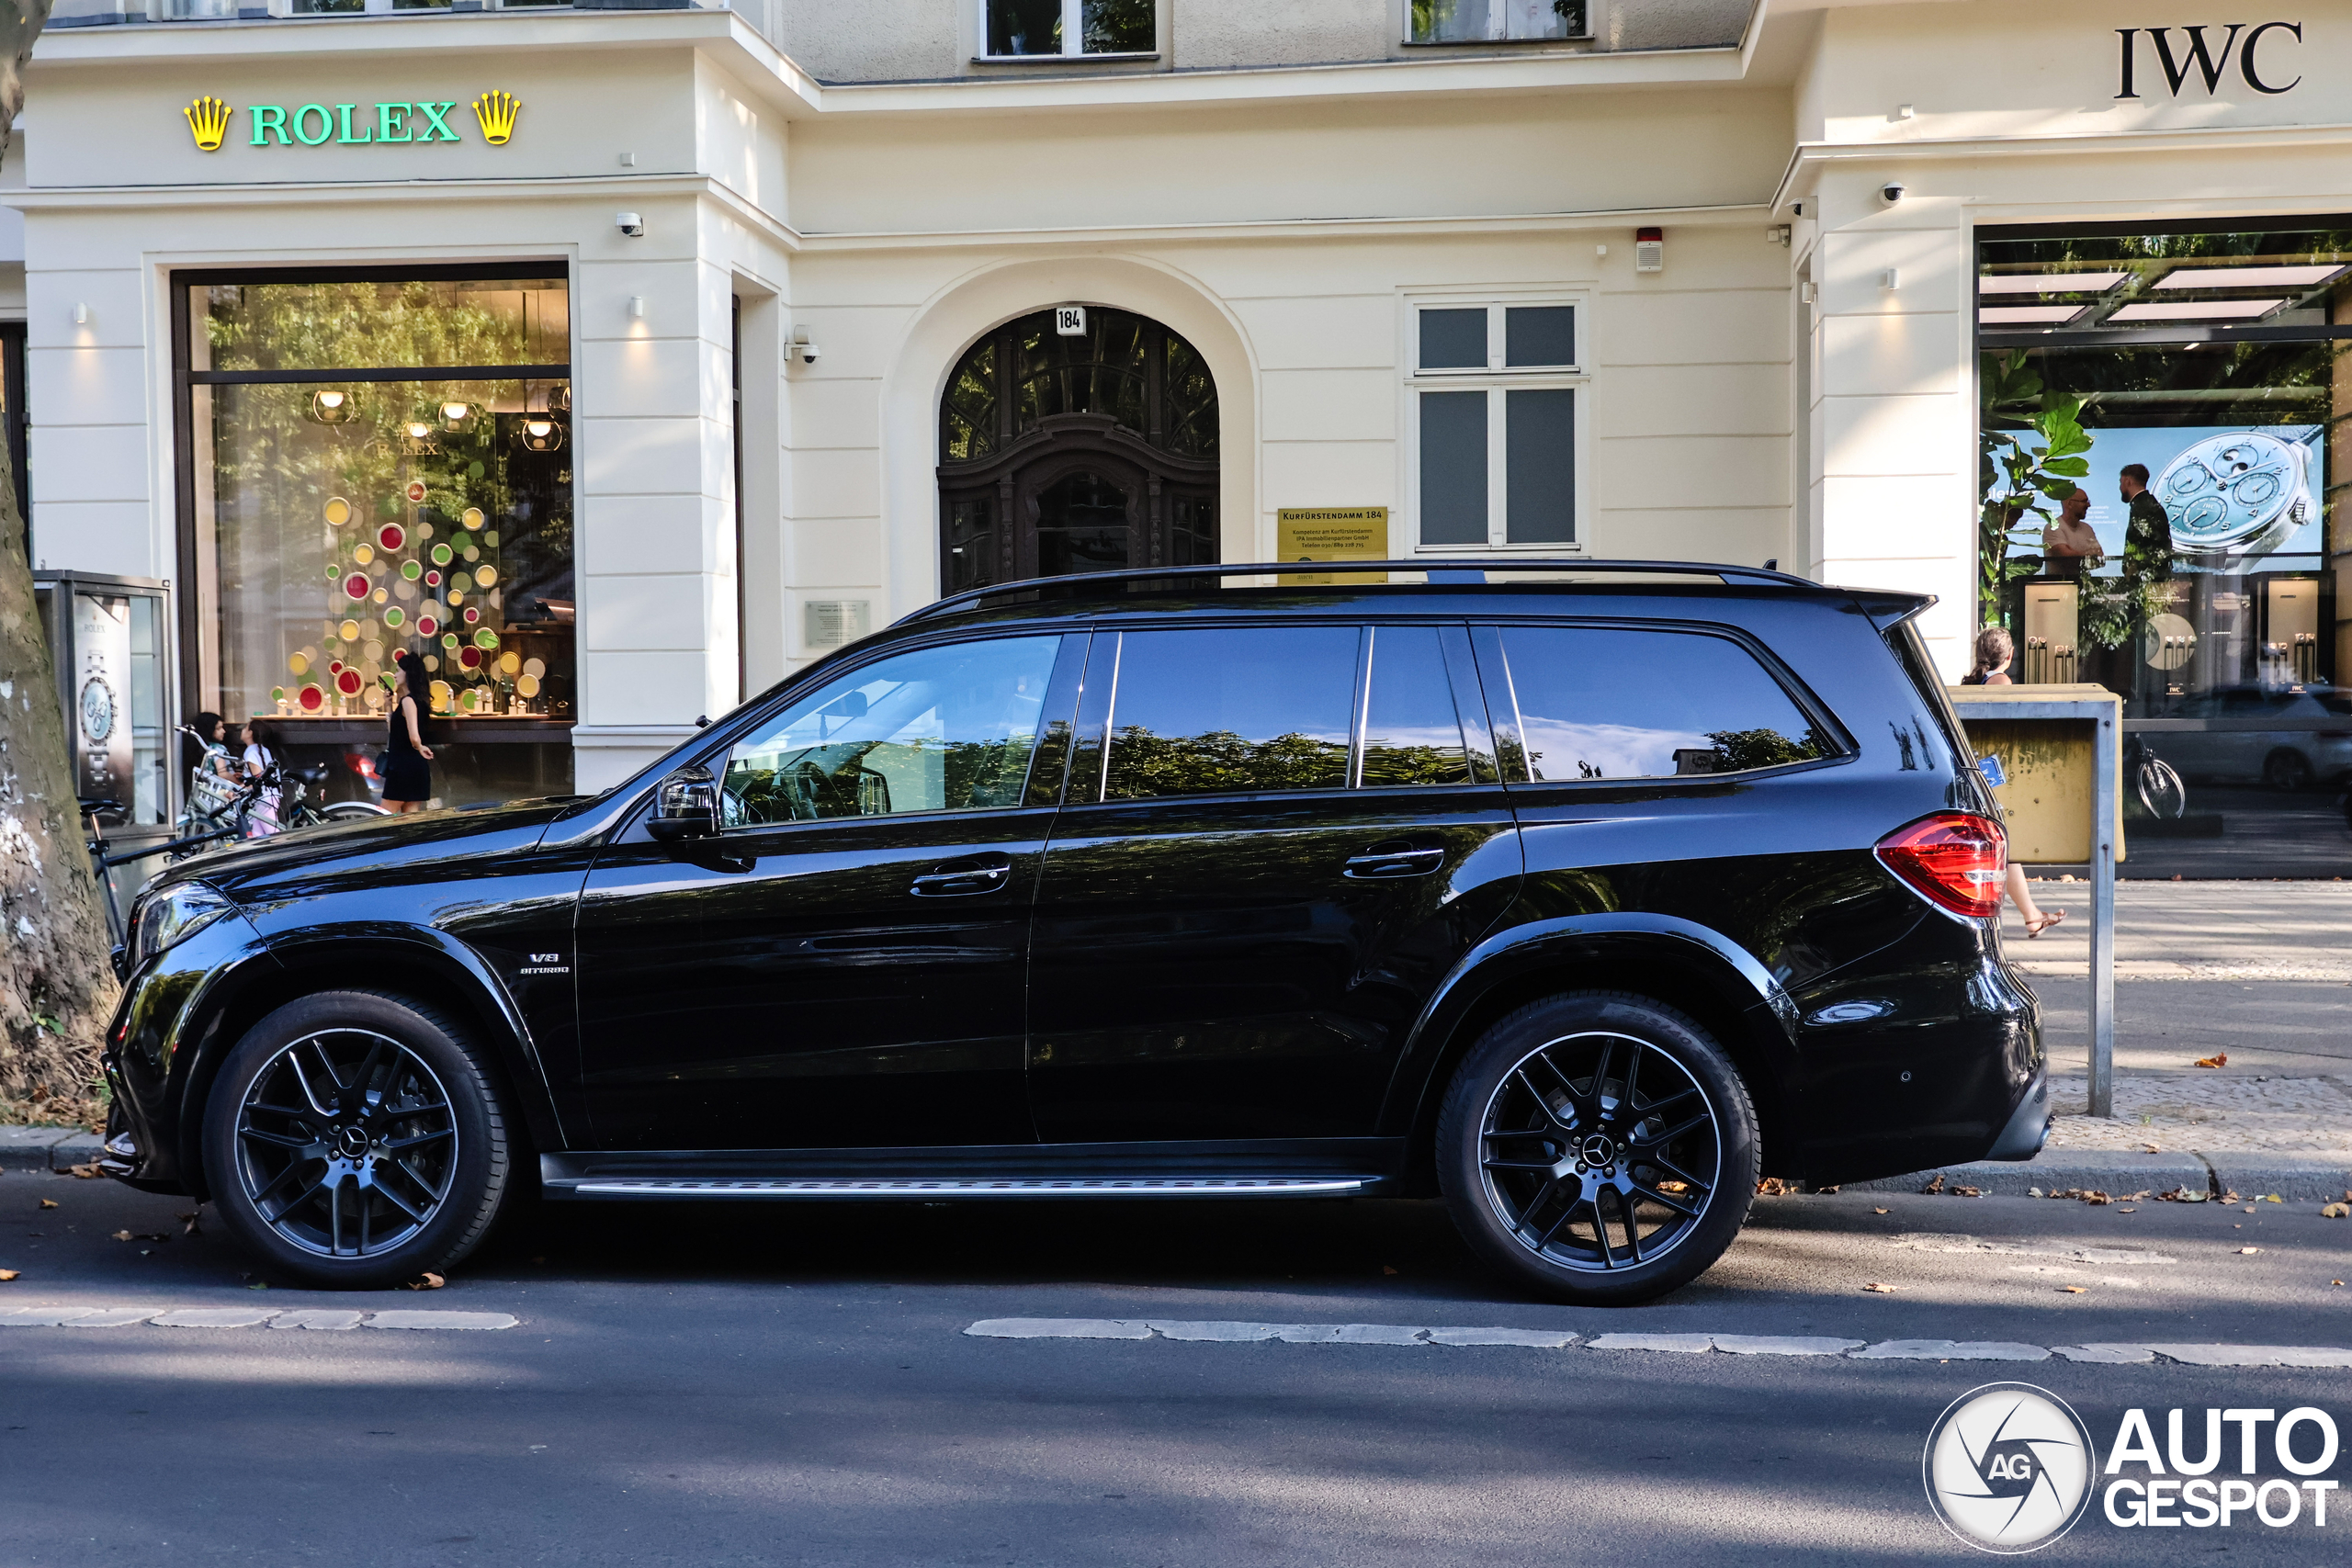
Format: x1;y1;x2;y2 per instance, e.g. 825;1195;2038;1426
6;1170;2349;1566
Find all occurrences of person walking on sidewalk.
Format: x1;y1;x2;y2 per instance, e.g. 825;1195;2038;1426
1962;626;2068;937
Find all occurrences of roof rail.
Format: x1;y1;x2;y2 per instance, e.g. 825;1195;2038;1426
895;558;1815;626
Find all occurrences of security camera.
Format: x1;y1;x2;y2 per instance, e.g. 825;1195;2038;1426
1881;182;1905;205
615;211;645;238
791;327;820;365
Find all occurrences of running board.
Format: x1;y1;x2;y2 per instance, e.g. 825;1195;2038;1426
561;1175;1374;1201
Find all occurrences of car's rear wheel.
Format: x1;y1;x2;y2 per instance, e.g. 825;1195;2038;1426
202;990;510;1290
2263;749;2314;792
1436;991;1759;1305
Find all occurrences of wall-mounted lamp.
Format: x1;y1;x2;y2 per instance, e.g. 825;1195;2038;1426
1881;267;1902;290
1634;227;1664;274
71;303;91;326
791;325;820;365
308;389;359;425
628;296;646;320
438;400;478;433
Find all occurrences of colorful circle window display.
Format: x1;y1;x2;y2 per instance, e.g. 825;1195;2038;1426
324;497;354;528
516;673;541;699
474;627;499;650
406;480;428;504
425;570;442;588
336;668;365;696
353;543;375;567
442;633;460;650
339;619;361;642
464;606;481;626
298;683;325;712
379;524;406;553
417;615;439;637
344;573;371;601
401;560;422;581
384;607;406;629
458;646;482;671
431;543;453;567
462;507;485;531
499;651;522;676
288;652;310;677
429;680;453;711
475;565;497;588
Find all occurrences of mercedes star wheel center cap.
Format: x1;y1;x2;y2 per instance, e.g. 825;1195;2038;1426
334;1125;371;1159
1579;1134;1617;1168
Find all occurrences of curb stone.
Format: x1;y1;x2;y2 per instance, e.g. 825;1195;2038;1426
1845;1150;2352;1202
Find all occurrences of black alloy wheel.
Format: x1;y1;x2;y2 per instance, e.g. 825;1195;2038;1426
2263;749;2314;792
1437;991;1759;1305
203;991;510;1290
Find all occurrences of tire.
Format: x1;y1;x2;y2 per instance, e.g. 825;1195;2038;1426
321;802;393;822
1436;991;1760;1306
201;990;511;1291
2263;749;2314;792
2137;758;2187;819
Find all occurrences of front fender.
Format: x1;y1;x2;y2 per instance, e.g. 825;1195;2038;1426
1375;914;1802;1140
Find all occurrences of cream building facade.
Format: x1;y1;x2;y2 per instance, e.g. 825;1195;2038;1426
12;0;2351;873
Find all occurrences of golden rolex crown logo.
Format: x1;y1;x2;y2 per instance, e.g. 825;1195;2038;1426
184;95;232;153
472;90;521;146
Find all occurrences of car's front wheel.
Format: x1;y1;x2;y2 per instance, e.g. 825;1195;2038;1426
202;990;511;1290
1436;991;1759;1305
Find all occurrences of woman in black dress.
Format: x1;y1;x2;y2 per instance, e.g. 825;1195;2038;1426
383;650;436;813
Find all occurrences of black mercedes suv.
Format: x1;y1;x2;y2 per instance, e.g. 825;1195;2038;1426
100;560;2046;1303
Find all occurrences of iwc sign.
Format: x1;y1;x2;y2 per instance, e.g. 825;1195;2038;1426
2116;23;2304;97
181;90;521;152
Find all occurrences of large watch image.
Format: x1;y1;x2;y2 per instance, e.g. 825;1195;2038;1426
79;673;117;745
2154;429;2312;564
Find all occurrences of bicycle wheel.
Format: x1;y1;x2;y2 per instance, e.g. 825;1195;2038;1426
2138;759;2187;820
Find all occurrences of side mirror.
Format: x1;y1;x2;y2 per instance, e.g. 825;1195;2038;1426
647;764;719;842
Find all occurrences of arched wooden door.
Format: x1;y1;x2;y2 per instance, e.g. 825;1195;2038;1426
938;307;1219;595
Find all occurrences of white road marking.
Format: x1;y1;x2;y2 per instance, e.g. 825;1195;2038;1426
1849;1339;2048;1361
966;1320;2352;1368
0;1305;516;1331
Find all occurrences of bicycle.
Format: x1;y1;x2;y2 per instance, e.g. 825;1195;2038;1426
80;794;234;951
2125;732;2188;820
169;725;388;858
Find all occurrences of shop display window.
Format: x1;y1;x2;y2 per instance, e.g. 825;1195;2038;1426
1977;220;2352;874
175;267;572;809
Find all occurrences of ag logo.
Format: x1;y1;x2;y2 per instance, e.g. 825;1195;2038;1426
1924;1382;2097;1553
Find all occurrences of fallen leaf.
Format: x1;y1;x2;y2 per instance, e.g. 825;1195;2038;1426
1951;1185;1984;1198
2158;1187;2208;1203
1872;1207;1889;1215
1863;1282;1896;1293
1816;1185;1840;1195
2193;1053;2227;1069
1920;1174;1945;1195
1381;1266;1399;1276
2261;1194;2282;1203
2142;1143;2162;1154
2222;1190;2242;1204
1756;1178;1799;1196
2060;1285;2086;1294
37;1200;56;1211
403;1271;446;1292
246;1281;269;1291
2321;1203;2348;1219
0;1269;17;1282
109;1230;133;1242
2239;1247;2262;1256
67;1165;101;1179
178;1211;202;1236
2118;1206;2138;1213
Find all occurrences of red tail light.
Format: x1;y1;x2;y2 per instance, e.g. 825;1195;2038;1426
1875;812;2006;919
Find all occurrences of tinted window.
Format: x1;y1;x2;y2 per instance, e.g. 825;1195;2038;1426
721;636;1059;825
1504;306;1575;367
1362;626;1471;787
1498;626;1828;782
1419;308;1487;369
1104;627;1356;799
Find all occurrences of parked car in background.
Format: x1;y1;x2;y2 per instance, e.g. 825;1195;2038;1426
98;560;2044;1305
2138;685;2352;790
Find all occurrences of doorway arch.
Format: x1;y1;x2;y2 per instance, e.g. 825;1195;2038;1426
936;306;1219;594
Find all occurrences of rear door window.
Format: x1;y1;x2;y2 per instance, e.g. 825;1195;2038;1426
1102;626;1359;799
1493;625;1830;782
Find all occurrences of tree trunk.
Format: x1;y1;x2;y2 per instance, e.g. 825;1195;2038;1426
0;0;107;1104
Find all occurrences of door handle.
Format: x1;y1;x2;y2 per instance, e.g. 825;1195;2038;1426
910;857;1013;897
1343;842;1447;879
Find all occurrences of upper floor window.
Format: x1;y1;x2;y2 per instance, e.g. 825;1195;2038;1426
1410;0;1588;45
985;0;1153;58
1411;301;1581;550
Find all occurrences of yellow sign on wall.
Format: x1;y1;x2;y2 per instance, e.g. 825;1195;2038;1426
1276;507;1388;584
